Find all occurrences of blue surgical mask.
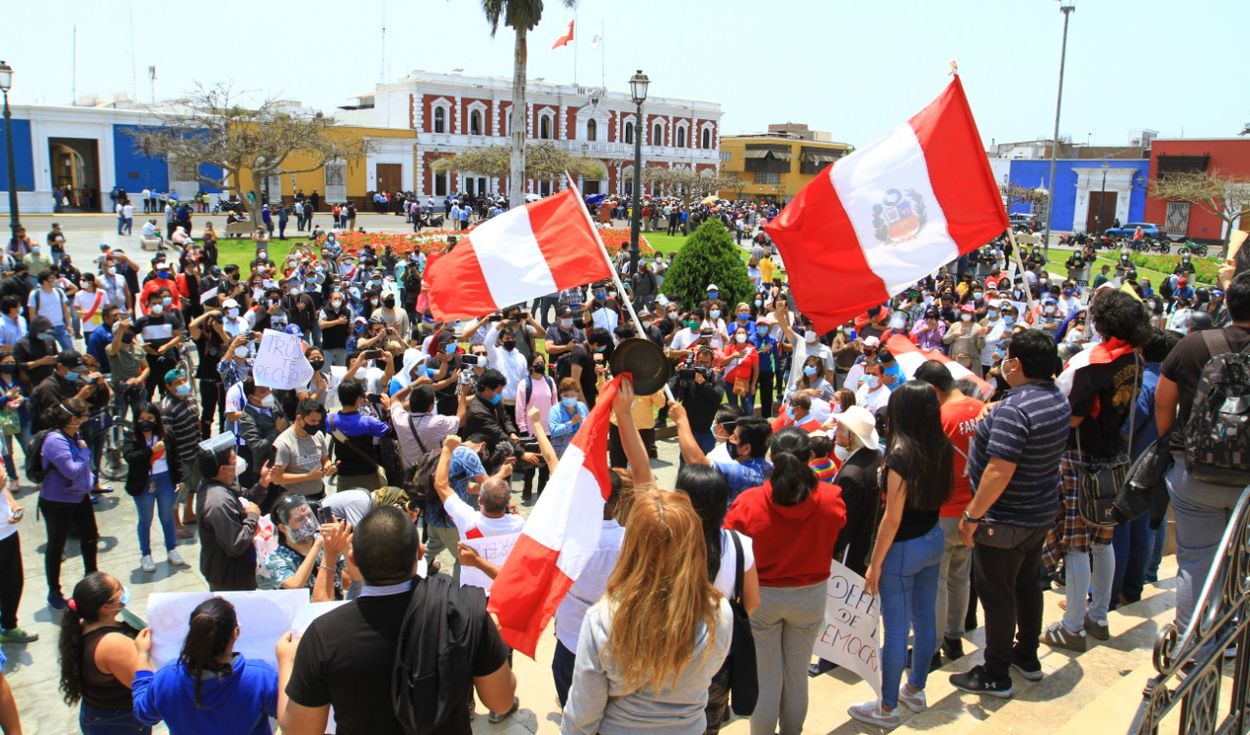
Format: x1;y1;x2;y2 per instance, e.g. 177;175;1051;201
444;343;457;355
866;375;880;389
709;309;721;319
1003;315;1016;326
754;300;762;308
802;365;818;377
65;371;80;382
756;326;768;336
157;270;170;280
174;383;192;397
487;392;502;405
162;296;172;306
561;396;578;409
708;291;719;300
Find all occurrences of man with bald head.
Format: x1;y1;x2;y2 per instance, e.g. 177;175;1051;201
433;434;525;582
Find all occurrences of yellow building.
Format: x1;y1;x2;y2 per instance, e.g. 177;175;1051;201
718;123;852;202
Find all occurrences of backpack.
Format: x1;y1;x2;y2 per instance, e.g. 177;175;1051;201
405;443;466;505
522;375;555;406
25;430;53;484
1184;330;1250;486
391;575;486;735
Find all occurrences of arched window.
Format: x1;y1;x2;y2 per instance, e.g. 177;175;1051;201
676;127;686;148
469;109;482;136
433;106;446;134
624;122;634;145
653;123;663;146
586;119;598;142
539;113;552;140
701;127;712;149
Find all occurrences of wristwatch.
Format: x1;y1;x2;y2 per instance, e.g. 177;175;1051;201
961;509;983;524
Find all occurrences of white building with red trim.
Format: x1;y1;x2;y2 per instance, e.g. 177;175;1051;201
334;70;722;199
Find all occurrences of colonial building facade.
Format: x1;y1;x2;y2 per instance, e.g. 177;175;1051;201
335;70;723;199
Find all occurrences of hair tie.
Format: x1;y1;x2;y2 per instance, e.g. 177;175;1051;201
67;598;78;613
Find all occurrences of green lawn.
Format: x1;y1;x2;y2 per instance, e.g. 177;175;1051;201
1045;246;1217;288
642;231;689;254
215;238;300;270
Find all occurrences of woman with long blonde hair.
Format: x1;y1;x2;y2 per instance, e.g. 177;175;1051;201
561;490;732;735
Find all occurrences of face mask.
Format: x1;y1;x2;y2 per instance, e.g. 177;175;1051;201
303;422;321;435
986;310;998;320
804;331;819;344
803;365;818;377
972;292;982;300
288;519;319;545
532;363;546;374
735;333;748;343
708;291;719;300
1044;305;1056;314
501;341;516;351
865;374;880;389
561;396;578;409
1003;315;1016;326
0;364;13;374
709;309;721;319
725;439;740;457
383;297;395;308
834;445;853;463
65;371;80;382
157;270;170;280
559;318;573;329
594;292;606;301
120;331;136;345
226;307;240;318
150;303;164;316
754;300;762;308
756;326;768;336
117;586;131;608
737;313;750;321
259;393;277;409
137;419;156;433
687;320;700;330
487;392;502;405
235;346;250;359
960;313;973;322
174;383;192;397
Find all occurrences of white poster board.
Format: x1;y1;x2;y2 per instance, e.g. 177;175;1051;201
252;328;314;390
145;589;309;669
459;532;521;593
812;560;882;697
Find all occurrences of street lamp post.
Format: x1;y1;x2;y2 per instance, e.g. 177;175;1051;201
1040;3;1075;256
0;61;19;245
1096;160;1110;234
628;70;649;277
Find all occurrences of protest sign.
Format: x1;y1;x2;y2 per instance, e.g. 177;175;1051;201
812;560;881;697
252;328;314;390
199;286;219;305
146;589;309;668
460;532;520;592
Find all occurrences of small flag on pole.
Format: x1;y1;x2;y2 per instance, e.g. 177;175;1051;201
552;19;574;49
590;24;603;49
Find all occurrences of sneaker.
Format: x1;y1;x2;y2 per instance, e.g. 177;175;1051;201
0;627;38;643
140;555;156;573
942;635;966;661
898;685;927;713
848;700;900;729
487;696;519;724
1043;622;1087;652
167;549;188;567
47;592;68;612
950;665;1015;699
1084;614;1110;641
1011;661;1044;682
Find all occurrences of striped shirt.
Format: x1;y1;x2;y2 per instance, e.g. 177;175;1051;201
968;381;1070;527
161;395;202;463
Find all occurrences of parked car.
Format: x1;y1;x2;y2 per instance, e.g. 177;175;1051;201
1103;222;1170;240
1009;213;1040;231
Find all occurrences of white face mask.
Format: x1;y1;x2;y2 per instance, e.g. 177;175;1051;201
960;313;973;322
235;346;250;359
804;331;819;344
834;445;853;463
735;333;748;344
260;393;276;409
150;303;163;315
226;307;239;318
234;454;248;479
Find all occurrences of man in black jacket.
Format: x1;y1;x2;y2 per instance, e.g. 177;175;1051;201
195;435;266;591
461;368;539;473
237;380;288;487
668;346;725;455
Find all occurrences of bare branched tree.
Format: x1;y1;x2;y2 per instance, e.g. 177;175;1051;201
1154;170;1250;250
127;84;369;225
430;142;603;187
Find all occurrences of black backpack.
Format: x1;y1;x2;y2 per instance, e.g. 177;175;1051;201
25;430;53;484
1184;330;1250;486
392;575;486;734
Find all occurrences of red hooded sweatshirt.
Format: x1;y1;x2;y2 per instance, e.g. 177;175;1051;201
725;481;847;587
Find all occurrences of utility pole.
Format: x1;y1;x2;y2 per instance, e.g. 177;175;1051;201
1040;2;1075;256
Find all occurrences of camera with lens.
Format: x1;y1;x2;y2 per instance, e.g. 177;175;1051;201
677;365;714;382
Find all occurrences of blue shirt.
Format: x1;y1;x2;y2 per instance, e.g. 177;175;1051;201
425;446;486;528
86;325;114;373
132;654;278;735
751;333;779;373
713;456;773;503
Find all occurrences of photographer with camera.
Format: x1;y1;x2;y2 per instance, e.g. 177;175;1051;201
463;368;540;468
106;311;150;423
668;345;726;457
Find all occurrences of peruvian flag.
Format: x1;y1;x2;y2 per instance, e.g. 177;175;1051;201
885;335;993;400
424;189;610;321
487;375;622;658
766;76;1007;334
551;19;575;49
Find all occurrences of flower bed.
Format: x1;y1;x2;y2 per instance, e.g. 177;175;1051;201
328;226;653;260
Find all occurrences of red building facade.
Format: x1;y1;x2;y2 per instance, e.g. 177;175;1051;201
1145;138;1250;242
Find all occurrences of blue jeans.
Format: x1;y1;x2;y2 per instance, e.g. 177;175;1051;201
879;524;944;709
1166;453;1243;630
1112;513;1153;604
53;324;74;351
79;702;150;734
134;471;178;556
552;639;576;708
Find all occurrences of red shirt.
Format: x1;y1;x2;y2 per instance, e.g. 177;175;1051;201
720;342;758;384
938;395;985;517
725;481;847;587
139;277;181;314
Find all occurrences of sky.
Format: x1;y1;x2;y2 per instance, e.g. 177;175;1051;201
1;0;1244;149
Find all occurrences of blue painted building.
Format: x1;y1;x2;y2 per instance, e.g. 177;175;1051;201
0;104;221;214
992;157;1151;234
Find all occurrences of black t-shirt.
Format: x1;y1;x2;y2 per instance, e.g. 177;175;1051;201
284;293;317;334
1068;351;1139;458
194;331;227;380
135;311;184;351
885;453;940;542
320;305;351;350
1161;325;1250;450
565;344;598;407
285;582;509;735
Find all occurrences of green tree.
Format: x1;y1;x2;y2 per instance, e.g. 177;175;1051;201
661;219;753;309
480;0;577;207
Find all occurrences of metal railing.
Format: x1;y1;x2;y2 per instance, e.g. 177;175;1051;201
1129;486;1250;734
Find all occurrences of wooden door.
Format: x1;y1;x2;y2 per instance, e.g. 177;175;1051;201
1087;191;1117;233
376;163;402;194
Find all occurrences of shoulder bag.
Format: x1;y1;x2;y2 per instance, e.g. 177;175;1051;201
726;531;758;716
1074;355;1139;528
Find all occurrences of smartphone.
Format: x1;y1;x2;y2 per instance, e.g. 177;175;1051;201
592;353;604;364
317;506;337;524
9;508;23;523
362;350;382;360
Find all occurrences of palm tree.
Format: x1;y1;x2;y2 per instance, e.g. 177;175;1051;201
481;0;576;207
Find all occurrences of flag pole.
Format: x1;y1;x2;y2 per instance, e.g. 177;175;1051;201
572;13;578;86
565;171;673;400
1005;227;1039;319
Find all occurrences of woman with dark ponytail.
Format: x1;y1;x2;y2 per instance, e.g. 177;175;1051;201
724;426;847;735
40;397;99;611
132;597;278;734
848;380;951;730
57;571;149;734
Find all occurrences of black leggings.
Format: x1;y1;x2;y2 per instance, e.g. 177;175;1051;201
0;533;23;630
199;379;224;435
39;497;98;598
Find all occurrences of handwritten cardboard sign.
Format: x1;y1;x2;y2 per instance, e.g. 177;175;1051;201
812;560;882;697
460;532;520;592
252;328;314;390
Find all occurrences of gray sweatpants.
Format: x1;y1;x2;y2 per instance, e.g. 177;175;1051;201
935;516;973;644
749;581;826;735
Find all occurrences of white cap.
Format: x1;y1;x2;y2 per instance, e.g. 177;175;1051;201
706;283;720;292
222;298;239;309
862;336;881;348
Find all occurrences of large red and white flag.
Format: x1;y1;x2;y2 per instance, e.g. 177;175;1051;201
551;19;574;49
885;335;993;400
766;77;1007;334
424;189;610;321
487;376;621;658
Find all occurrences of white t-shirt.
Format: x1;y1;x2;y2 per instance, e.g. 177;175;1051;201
27;287;67;327
73;289;110;333
713;530;755;598
442;494;525;540
0;490;16;542
555;520;625;652
670;328;700;352
857;384;892;414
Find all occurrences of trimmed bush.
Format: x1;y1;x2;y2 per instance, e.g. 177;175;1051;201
1128;253;1220;285
660;219;754;309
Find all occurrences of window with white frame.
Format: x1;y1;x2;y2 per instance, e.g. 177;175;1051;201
702;128;713;150
432;105;447;134
539;110;553;140
586;119;598;142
